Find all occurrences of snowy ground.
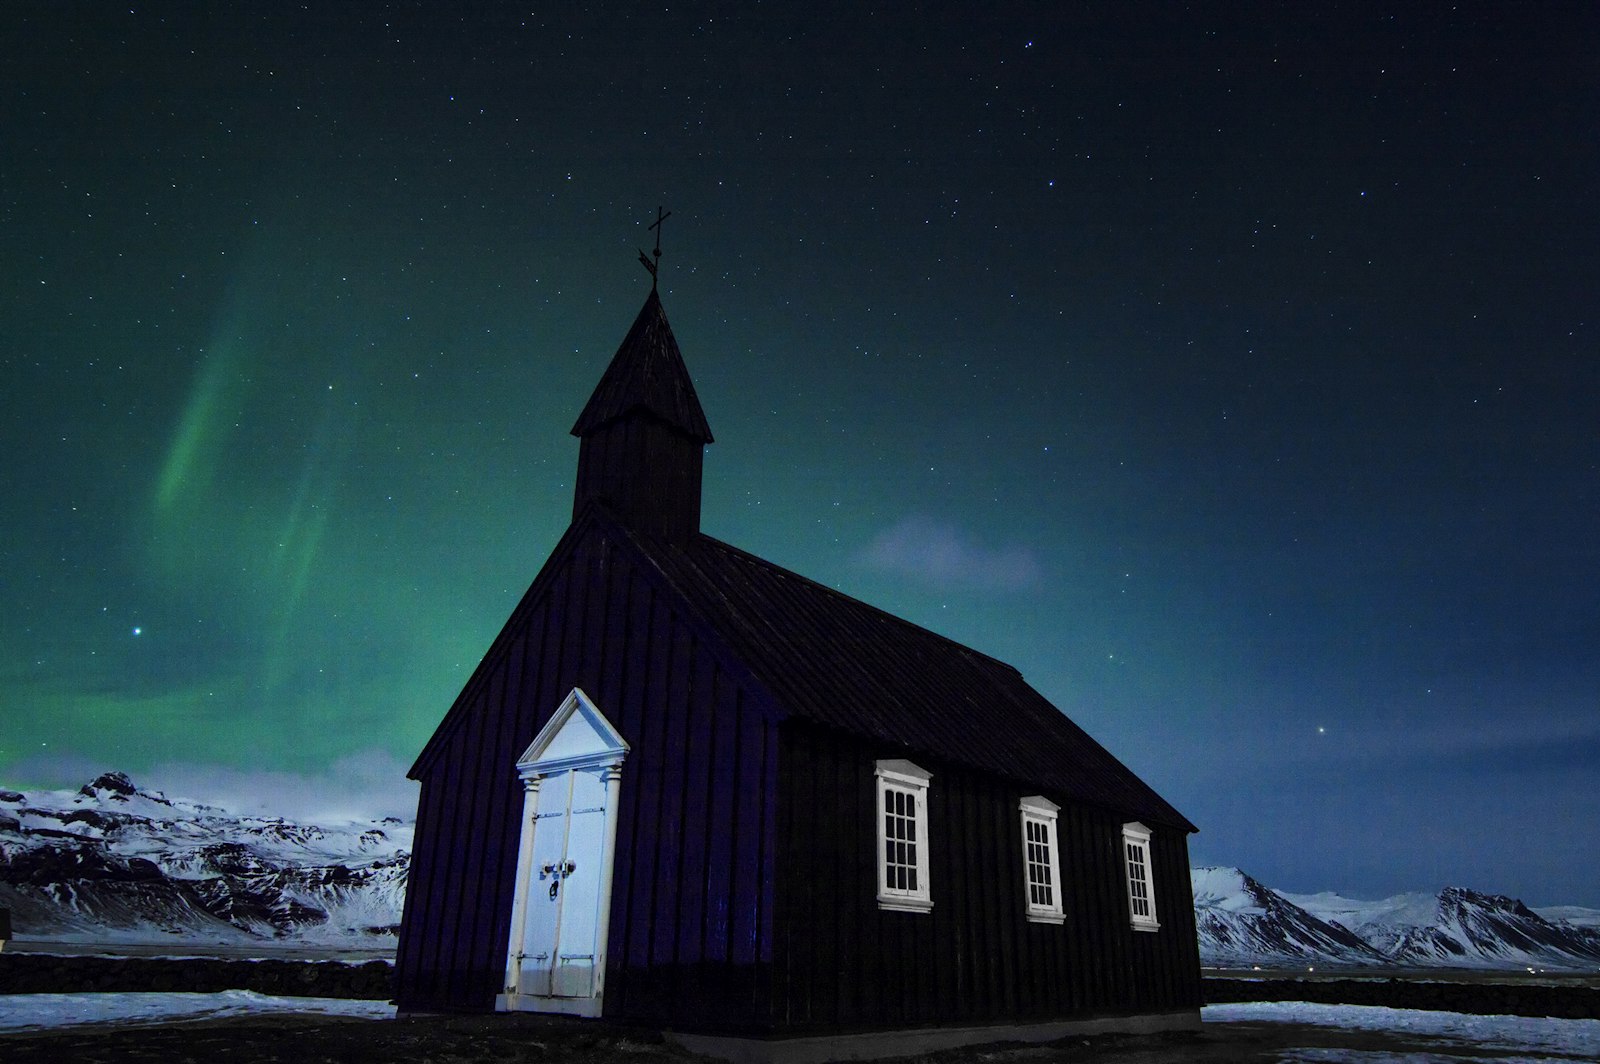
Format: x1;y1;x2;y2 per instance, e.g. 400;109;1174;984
3;994;1599;1062
0;990;393;1033
1204;1001;1600;1062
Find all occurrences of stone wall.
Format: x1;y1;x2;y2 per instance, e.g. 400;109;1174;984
0;953;393;1000
1205;976;1600;1020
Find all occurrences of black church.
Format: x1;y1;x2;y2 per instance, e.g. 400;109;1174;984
395;272;1202;1058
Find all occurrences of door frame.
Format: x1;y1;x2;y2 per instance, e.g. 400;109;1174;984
498;687;629;1017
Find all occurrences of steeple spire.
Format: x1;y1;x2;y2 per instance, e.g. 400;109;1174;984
570;284;712;542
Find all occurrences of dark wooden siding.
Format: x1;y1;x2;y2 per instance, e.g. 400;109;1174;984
574;415;703;541
395;522;779;1026
772;722;1201;1033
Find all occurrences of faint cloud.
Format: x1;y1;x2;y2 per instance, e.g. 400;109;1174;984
857;515;1043;591
147;750;419;822
2;752;108;793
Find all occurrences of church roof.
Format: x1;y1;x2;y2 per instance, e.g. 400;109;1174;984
570;289;714;443
628;522;1197;833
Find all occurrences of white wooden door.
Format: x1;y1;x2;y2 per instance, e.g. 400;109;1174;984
551;768;607;996
502;688;627;1016
517;768;609;998
517;769;572;996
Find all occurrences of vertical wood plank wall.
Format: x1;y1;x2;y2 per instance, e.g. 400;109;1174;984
774;722;1202;1032
395;526;778;1026
573;416;704;540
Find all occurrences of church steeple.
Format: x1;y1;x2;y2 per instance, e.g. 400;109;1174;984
571;289;713;542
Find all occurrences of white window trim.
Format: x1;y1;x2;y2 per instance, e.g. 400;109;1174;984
1019;795;1065;924
875;759;933;913
1121;821;1161;932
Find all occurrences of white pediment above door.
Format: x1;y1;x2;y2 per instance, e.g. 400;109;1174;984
516;687;629;775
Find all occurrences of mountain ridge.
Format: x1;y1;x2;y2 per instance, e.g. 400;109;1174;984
1196;865;1600;970
6;774;1599;971
0;773;407;946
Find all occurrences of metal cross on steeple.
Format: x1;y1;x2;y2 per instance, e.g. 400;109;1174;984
637;206;671;290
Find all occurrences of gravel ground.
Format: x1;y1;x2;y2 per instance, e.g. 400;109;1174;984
3;1007;1595;1064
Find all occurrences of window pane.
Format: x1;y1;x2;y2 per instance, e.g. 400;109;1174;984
1125;837;1154;918
879;776;930;900
1021;815;1061;914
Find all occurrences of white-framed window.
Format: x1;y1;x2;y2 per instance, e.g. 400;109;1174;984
1019;795;1065;924
1121;821;1160;931
875;759;933;912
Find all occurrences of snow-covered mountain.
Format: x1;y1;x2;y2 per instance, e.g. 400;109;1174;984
1534;906;1600;930
1191;866;1388;965
7;775;1599;971
0;772;408;947
1196;865;1600;970
1280;885;1600;969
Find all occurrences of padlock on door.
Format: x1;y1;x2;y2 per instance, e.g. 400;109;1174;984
542;859;578;899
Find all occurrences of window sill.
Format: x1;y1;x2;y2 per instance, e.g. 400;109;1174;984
1131;920;1161;933
877;895;934;913
1025;912;1065;925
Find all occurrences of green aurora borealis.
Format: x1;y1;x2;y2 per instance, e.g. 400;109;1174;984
4;3;1597;903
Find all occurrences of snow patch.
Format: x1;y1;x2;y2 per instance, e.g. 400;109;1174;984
1204;1001;1600;1061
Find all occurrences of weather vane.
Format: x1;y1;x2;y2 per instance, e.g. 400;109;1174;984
637;206;671;290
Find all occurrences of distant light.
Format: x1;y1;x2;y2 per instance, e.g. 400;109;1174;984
132;627;142;636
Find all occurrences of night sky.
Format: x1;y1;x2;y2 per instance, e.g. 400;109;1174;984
5;4;1596;906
